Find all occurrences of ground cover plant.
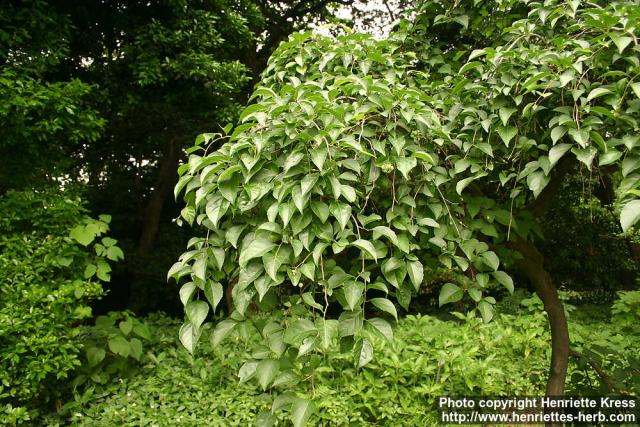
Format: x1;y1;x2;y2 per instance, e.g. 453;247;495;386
44;292;638;426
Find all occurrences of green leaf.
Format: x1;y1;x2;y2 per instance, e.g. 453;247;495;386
571;146;598;170
366;318;393;342
193;257;206;281
311;200;330;223
496;126;517;146
292;185;305;213
351;239;378;261
480;251;500;271
84;263;97;279
204;281;223;312
338;311;363;337
586;87;612;102
599;150;622;166
310;147;327;171
396;157;417;179
263;247;290;281
330;202;351;231
492;271;514;293
238;361;258;383
609;34;633;54
343;281;363;311
456;176;479;195
354;338;374;368
256;359;279;390
119;318;133;335
559;70;575;88
211;319;237;346
129;338;143;361
568;128;589;148
372;226;398;246
550;126;567;144
631;82;640;99
284;151;304;172
406;260;423;291
412;151;436;164
179;282;196;306
206;197;228;229
498;108;516;126
317;318;339;350
478;300;494;323
548;143;572;166
291;398;315;427
239;236;276;268
108;336;130;357
86;347;105;367
106;246;124;261
300;260;315;281
453;14;469;28
186;300;209;329
621;200;640;232
132;323;151;340
468;287;482;302
527;171;550;198
96;260;111;281
302;292;323;310
458;61;483;74
370;298;397;320
69;225;94;246
439;283;463;306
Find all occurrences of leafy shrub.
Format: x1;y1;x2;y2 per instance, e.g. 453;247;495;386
540;176;639;292
73;311;152;387
612;290;640;329
569;293;640;397
0;188;123;422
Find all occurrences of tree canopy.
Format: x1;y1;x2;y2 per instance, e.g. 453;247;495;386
174;0;640;423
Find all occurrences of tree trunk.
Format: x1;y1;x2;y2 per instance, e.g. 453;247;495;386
512;238;569;398
138;139;180;255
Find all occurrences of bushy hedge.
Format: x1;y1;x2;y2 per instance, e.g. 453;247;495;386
0;189;122;423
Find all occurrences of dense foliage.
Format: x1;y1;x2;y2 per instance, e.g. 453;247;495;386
0;189;122;423
1;0;639;425
46;293;639;425
541;176;639;292
174;0;640;422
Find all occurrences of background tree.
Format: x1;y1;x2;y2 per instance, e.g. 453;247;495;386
1;0;371;313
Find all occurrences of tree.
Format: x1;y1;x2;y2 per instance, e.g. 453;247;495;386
173;0;636;423
1;0;366;313
0;0;104;191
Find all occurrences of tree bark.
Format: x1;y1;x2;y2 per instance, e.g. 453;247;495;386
138;138;180;255
512;238;569;397
510;157;575;409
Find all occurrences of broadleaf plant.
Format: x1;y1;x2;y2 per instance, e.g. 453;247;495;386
173;0;640;423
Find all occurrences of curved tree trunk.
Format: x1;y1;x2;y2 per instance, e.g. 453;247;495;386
513;238;569;397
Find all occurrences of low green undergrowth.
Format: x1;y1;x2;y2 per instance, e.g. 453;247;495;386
47;304;553;426
27;293;640;426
